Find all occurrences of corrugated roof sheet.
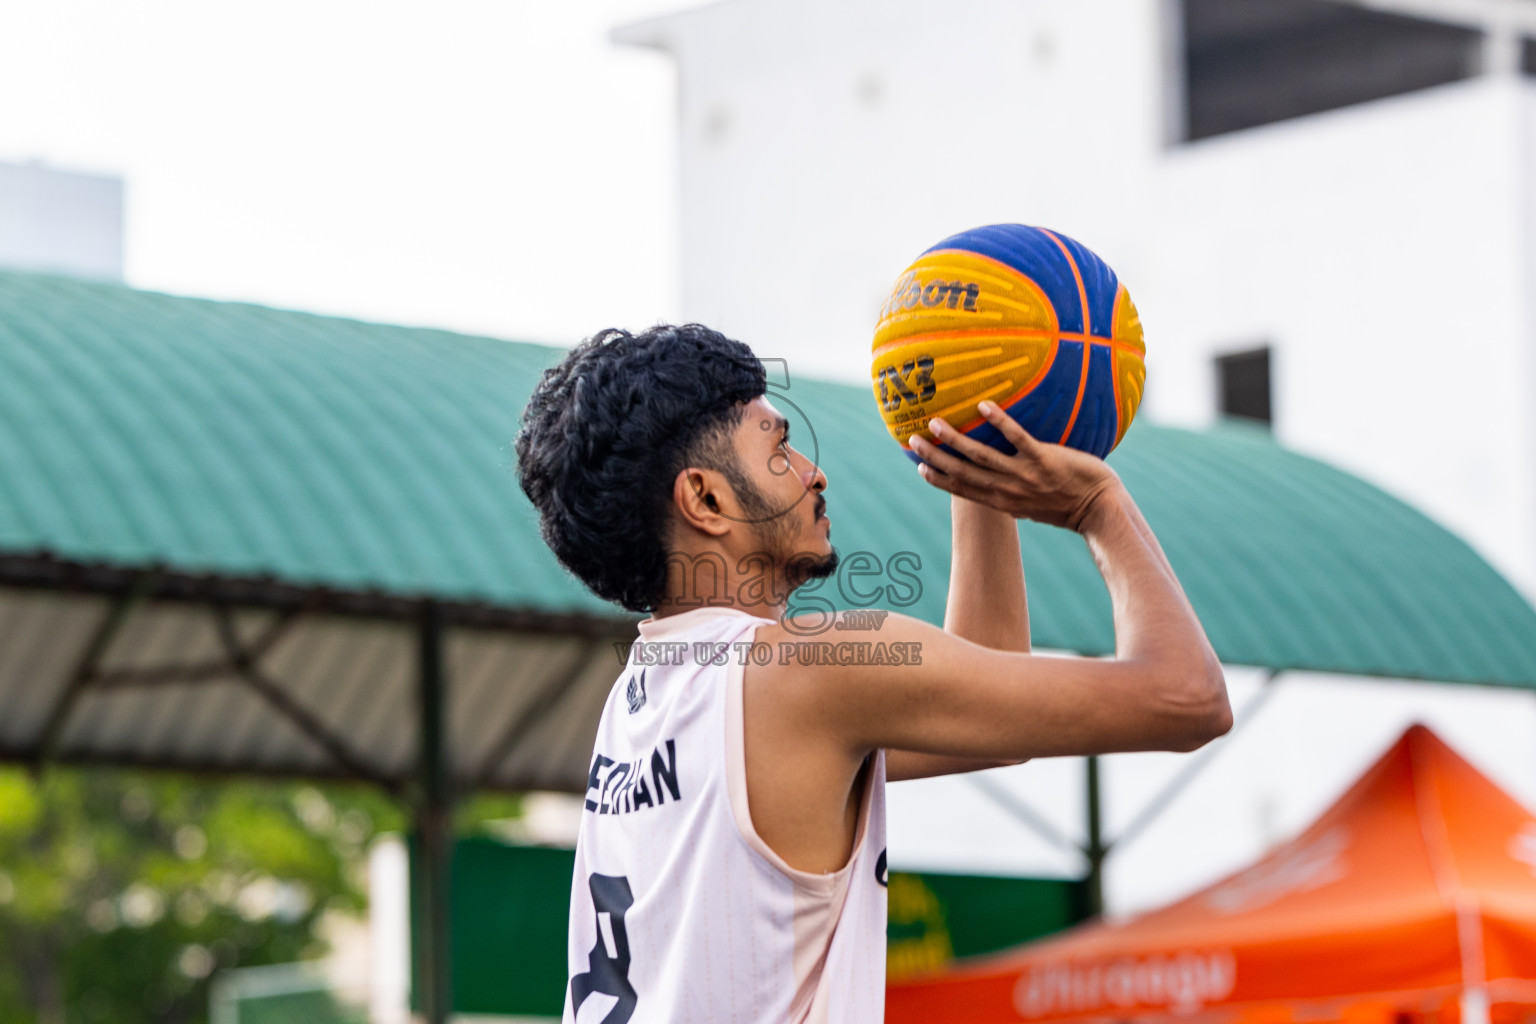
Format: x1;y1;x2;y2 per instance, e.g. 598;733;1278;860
0;588;620;790
2;269;1534;690
0;271;601;615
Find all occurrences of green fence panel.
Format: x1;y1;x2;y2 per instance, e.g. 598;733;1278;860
410;837;1085;1012
886;870;1088;980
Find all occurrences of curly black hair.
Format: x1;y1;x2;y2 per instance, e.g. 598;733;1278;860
515;324;767;612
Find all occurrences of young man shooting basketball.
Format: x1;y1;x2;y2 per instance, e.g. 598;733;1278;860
516;324;1230;1024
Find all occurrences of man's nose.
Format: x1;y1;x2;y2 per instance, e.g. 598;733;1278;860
795;449;827;493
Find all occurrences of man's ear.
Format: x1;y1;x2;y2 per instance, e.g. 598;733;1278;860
673;467;733;537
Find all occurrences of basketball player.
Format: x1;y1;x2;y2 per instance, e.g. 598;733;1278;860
515;324;1230;1024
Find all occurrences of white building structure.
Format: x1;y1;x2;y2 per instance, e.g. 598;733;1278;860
617;0;1536;597
617;0;1536;913
0;160;124;282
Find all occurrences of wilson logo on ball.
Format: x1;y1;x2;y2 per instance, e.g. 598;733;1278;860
870;223;1146;462
879;273;982;319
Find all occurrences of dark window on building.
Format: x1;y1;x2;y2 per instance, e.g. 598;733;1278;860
1523;37;1536;75
1181;0;1483;141
1216;347;1273;426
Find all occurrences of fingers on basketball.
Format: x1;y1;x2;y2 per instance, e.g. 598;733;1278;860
978;401;1039;456
913;436;970;479
918;461;988;504
927;417;1014;474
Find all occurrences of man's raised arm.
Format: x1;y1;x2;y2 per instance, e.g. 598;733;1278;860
767;403;1231;763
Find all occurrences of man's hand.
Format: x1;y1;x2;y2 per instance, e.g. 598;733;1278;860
908;401;1121;532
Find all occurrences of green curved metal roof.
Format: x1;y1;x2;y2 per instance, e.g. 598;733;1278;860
2;269;1534;687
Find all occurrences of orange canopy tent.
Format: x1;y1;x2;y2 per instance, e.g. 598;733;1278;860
888;725;1536;1024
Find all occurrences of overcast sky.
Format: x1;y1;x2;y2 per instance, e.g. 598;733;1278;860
0;0;690;345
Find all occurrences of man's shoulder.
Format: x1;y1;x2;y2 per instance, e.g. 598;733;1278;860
745;611;931;690
762;608;913;640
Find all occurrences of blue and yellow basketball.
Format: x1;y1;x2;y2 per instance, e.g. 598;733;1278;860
872;224;1146;461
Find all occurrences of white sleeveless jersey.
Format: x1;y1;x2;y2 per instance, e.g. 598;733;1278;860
563;606;888;1024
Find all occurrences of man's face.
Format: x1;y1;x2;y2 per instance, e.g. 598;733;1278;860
728;396;835;589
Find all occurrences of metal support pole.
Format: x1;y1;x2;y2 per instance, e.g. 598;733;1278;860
1084;755;1106;917
966;772;1085;860
415;601;453;1024
969;672;1283;919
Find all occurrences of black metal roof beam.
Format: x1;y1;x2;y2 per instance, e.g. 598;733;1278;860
213;604;400;795
30;571;158;769
472;640;614;791
0;552;638;636
91;605;309;690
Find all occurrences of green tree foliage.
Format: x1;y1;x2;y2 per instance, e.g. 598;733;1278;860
0;768;406;1024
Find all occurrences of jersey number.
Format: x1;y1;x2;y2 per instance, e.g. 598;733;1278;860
569;873;637;1023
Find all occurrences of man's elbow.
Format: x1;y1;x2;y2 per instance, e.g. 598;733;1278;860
1160;661;1232;752
1178;695;1233;752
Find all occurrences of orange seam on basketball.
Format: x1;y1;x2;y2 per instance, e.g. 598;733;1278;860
1039;229;1091;336
919;248;1037;284
1042;231;1093;443
1070;333;1144;352
1109;288;1127;445
1059;345;1093;445
1110;348;1126;448
933;348;1006;364
871;329;1051;360
873;308;1009;336
964;340;1062;433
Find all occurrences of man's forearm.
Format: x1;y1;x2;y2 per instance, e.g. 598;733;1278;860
1080;484;1224;704
943;495;1030;653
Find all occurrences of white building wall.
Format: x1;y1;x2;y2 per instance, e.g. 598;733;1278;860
622;0;1536;596
0;161;124;282
621;0;1169;381
1149;76;1536;595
